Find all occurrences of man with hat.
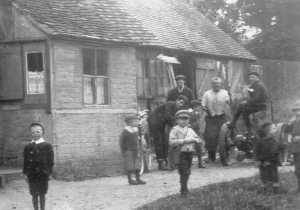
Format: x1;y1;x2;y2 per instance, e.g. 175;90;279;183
229;71;268;133
201;77;231;163
148;96;187;170
169;109;201;196
167;74;194;105
284;100;300;192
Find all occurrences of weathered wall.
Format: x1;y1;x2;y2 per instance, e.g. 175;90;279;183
51;41;138;179
0;108;52;166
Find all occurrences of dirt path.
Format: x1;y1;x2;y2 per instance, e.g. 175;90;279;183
0;165;293;210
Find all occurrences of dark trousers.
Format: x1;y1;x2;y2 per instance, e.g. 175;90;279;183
28;177;48;210
232;103;266;130
259;162;279;185
177;152;193;193
152;125;169;162
204;115;226;161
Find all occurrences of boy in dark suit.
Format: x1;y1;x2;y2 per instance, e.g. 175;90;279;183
23;123;54;210
255;122;280;193
120;115;146;185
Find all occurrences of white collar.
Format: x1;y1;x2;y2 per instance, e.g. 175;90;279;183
175;125;188;133
125;126;138;133
178;86;184;92
32;138;45;144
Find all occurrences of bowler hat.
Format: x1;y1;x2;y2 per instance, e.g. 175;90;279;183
175;110;191;119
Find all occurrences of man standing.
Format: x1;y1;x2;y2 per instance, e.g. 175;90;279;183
167;75;194;105
229;71;268;133
202;77;230;163
148;96;187;170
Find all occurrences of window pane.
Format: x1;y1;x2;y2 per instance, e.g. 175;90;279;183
82;48;95;75
27;53;43;72
83;76;93;104
96;49;108;76
27;52;45;94
94;77;109;104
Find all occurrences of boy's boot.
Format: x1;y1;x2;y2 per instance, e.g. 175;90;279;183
135;170;146;185
127;172;138;185
180;174;189;197
32;195;39;210
40;194;45;210
198;155;206;168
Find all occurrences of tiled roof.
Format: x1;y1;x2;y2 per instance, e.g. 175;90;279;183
13;0;256;60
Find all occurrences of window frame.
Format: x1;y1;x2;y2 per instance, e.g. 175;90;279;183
25;51;46;95
82;48;111;106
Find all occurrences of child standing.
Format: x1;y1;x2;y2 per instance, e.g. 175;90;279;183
285;101;300;192
169;110;201;197
23;123;54;210
255;122;280;193
120;115;146;185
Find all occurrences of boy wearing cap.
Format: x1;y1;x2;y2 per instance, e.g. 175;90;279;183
230;71;268;133
23;123;54;210
255;122;281;193
169;110;201;196
190;99;205;168
167;75;194;105
119;115;146;185
284;101;300;192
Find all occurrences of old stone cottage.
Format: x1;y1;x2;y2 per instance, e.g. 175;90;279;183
0;0;255;179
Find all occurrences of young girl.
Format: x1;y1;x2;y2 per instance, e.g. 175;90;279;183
119;115;146;185
169;110;201;197
23;123;54;210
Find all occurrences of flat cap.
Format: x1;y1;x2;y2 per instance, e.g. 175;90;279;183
124;114;139;123
175;109;191;119
175;75;186;81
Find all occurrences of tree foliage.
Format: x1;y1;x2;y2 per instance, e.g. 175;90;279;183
193;0;300;60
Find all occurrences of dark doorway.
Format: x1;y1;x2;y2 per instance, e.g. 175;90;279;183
173;55;197;97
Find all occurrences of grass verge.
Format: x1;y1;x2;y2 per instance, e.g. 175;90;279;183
137;172;299;210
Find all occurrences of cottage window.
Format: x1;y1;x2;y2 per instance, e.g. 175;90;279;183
26;52;45;94
82;48;110;105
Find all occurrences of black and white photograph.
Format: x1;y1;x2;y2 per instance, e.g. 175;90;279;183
0;0;300;209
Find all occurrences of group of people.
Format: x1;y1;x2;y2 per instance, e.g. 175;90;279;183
119;72;273;196
21;71;300;210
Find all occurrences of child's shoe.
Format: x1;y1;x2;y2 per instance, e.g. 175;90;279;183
135;170;146;185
